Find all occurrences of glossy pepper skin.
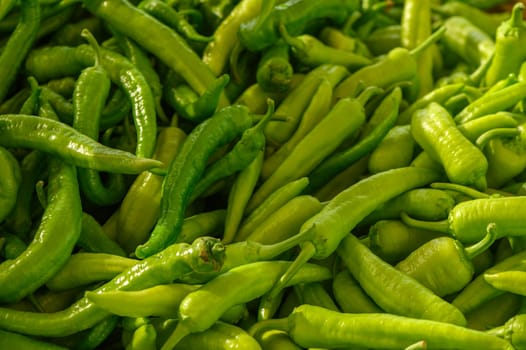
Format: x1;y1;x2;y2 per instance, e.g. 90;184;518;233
395;230;495;297
0;114;164;175
82;0;226;104
337;233;467;326
0;155;82;304
162;260;332;349
487;314;526;350
411;102;488;191
0;0;39;104
485;3;526;86
0;237;225;337
135;104;253;259
249;304;513;349
0;146;21;224
259;166;441;321
238;0;360;52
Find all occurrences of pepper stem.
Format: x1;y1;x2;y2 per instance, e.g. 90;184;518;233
510;2;525;28
259;239;317;320
256;224;316;261
409;26;446;58
250;98;275;132
160;322;190;350
278;22;306;52
464;222;497;260
355;85;384;106
485;324;506;338
430;182;490;199
248;317;289;338
81;28;102;67
400;212;449;234
475;127;520;149
405;340;428;350
35;180;47;209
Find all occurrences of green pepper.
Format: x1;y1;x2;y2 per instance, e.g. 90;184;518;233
237;0;360;52
440;15;494;70
333;26;444;99
0;146;21;224
484;134;526;189
366;219;445;264
256;39;294;93
485;3;526;86
395;229;496;297
487;313;526;350
367;124;416;173
0;0;39;104
248;304;511;349
411;102;488;191
278;23;372;70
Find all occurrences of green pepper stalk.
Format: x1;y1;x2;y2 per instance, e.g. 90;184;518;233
165;74;230;123
248;304;513;349
485;3;526;86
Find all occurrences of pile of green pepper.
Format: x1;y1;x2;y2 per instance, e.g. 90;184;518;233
3;0;526;349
